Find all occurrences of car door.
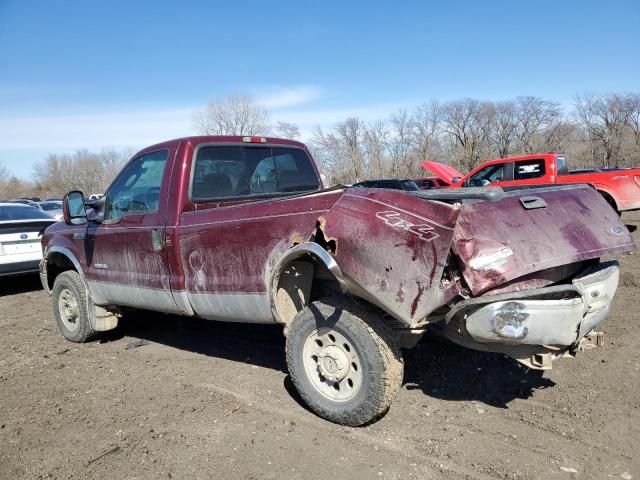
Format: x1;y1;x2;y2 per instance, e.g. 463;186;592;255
84;149;180;313
463;162;514;187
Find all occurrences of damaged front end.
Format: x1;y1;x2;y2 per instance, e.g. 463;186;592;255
441;261;619;369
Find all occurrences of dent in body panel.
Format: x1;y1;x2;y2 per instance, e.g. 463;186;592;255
317;189;460;327
177;191;342;320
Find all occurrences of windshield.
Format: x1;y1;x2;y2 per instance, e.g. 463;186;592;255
0;205;54;221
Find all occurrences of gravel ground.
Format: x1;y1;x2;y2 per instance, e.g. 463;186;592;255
1;213;638;480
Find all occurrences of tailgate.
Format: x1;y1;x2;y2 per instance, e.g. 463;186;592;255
452;184;636;294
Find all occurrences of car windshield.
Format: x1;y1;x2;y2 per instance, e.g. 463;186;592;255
0;205;54;221
39;202;62;211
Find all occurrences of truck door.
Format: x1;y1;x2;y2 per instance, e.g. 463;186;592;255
84;148;180;313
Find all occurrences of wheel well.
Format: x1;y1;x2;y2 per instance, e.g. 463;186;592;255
272;255;345;327
46;252;77;290
598;190;619;212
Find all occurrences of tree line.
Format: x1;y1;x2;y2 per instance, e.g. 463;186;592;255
309;94;640;185
194;92;640;185
2;91;638;199
0;149;132;200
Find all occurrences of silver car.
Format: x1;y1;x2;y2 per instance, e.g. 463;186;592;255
0;203;57;277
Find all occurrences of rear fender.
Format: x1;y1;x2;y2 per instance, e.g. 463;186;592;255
317;188;461;327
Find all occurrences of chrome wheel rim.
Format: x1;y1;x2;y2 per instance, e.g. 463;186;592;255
302;328;363;402
58;287;80;332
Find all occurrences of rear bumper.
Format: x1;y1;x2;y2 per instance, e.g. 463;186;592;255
0;259;41;277
447;261;619;348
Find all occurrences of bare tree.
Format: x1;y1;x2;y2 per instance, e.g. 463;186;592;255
441;99;490;170
486;101;519;157
364;121;388;178
193;94;271;136
574;93;631;167
411;101;441;163
386;110;414;177
515;97;562;154
627;93;640;156
311;118;367;184
275;121;301;139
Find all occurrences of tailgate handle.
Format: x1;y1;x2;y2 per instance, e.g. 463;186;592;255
520;196;547;210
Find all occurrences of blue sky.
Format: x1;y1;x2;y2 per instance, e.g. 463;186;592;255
1;0;639;179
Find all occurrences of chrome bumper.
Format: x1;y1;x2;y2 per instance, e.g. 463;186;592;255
449;261;619;347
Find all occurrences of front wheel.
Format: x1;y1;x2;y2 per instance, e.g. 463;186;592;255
52;270;97;343
285;297;403;426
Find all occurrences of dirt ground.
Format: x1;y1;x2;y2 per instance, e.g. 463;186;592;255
1;214;639;480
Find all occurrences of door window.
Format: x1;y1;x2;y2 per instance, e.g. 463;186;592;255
514;159;546;180
466;164;507;186
104;150;168;221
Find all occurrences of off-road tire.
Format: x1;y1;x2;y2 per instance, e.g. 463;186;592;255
52;270;97;343
285;297;403;426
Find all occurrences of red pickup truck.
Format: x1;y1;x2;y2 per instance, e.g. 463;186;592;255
424;153;640;213
40;137;636;425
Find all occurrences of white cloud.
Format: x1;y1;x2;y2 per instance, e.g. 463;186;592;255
256;85;323;110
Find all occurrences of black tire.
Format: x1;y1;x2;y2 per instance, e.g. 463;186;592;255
285;297;403;426
52;270;97;343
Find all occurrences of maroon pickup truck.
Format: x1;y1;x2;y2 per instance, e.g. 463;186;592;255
40;136;636;425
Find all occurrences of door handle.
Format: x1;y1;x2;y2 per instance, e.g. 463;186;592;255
151;228;165;252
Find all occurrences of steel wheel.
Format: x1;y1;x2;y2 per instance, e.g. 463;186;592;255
57;287;80;332
302;328;364;402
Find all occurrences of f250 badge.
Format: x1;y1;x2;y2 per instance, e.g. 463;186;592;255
376;211;439;241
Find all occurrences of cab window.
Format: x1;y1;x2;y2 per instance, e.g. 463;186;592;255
104;150;168;221
191;146;320;201
514;159;546;180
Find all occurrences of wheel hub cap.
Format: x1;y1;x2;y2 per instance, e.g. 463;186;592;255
58;288;79;331
317;345;350;382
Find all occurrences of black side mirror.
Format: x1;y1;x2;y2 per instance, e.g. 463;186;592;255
63;191;87;225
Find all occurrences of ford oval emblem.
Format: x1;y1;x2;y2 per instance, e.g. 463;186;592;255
20;233;28;240
611;226;625;235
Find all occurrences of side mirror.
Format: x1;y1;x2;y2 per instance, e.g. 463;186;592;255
452;176;462;184
63;191;87;225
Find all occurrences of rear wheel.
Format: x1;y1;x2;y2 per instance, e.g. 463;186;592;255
285;297;403;426
52;270;97;343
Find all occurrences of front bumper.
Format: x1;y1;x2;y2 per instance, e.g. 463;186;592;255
447;261;619;348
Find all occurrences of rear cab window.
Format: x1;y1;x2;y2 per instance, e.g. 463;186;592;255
191;145;320;202
556;156;568;175
514;159;546;180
